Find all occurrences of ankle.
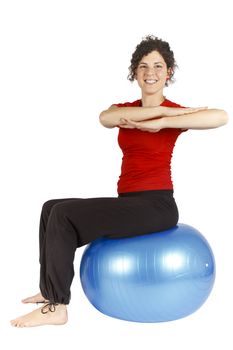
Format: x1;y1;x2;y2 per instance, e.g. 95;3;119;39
41;302;67;314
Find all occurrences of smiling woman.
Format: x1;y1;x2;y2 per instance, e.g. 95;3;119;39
11;34;228;328
127;35;177;86
135;51;171;105
100;35;228;129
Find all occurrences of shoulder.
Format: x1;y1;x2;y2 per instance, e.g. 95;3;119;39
112;99;141;108
162;99;186;108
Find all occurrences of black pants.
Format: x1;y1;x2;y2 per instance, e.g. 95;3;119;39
39;190;179;304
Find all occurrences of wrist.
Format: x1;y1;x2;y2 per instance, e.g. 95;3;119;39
158;117;167;129
155;106;167;118
153;106;163;118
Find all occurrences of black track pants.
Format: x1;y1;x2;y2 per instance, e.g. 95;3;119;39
39;190;179;304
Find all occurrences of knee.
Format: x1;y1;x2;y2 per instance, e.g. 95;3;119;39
48;201;70;221
47;202;75;233
43;199;76;223
41;199;60;217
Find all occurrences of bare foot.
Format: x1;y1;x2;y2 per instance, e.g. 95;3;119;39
10;303;68;327
22;292;49;304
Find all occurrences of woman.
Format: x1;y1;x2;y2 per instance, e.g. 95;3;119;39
11;35;228;327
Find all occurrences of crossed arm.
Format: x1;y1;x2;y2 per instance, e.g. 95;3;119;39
99;105;228;132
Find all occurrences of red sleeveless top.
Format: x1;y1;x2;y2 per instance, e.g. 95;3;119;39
114;98;187;194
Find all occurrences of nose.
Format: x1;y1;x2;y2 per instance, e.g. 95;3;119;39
145;66;157;77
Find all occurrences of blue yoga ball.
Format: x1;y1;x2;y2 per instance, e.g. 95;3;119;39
80;224;215;322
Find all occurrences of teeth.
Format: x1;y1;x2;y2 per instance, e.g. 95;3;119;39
145;79;157;84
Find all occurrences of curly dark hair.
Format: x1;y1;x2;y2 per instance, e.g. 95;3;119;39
128;35;178;86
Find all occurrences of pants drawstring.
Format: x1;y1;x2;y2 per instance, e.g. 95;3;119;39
41;302;59;314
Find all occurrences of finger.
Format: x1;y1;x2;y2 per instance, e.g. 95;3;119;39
191;106;208;109
127;120;139;125
120;118;128;123
119;124;135;129
120;118;138;126
186;107;208;112
177;107;207;115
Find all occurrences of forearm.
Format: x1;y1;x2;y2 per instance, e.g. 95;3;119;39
161;109;228;130
99;106;162;128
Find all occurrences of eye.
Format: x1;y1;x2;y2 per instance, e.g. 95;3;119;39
155;65;163;69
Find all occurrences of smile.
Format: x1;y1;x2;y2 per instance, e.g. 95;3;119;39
144;79;157;84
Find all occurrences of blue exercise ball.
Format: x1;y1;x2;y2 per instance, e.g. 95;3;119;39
80;224;215;322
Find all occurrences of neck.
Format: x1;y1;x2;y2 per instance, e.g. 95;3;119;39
141;92;165;107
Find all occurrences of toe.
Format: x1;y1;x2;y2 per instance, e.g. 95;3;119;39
10;319;17;327
22;298;30;303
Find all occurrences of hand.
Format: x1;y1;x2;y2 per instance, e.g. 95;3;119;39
119;118;163;133
160;106;208;117
118;119;136;129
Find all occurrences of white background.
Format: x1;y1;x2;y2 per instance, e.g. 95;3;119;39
0;0;232;348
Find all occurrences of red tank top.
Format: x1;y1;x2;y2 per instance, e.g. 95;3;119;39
114;98;187;193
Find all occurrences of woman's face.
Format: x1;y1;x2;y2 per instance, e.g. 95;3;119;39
135;50;171;96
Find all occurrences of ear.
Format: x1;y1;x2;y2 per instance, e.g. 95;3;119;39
167;67;173;79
